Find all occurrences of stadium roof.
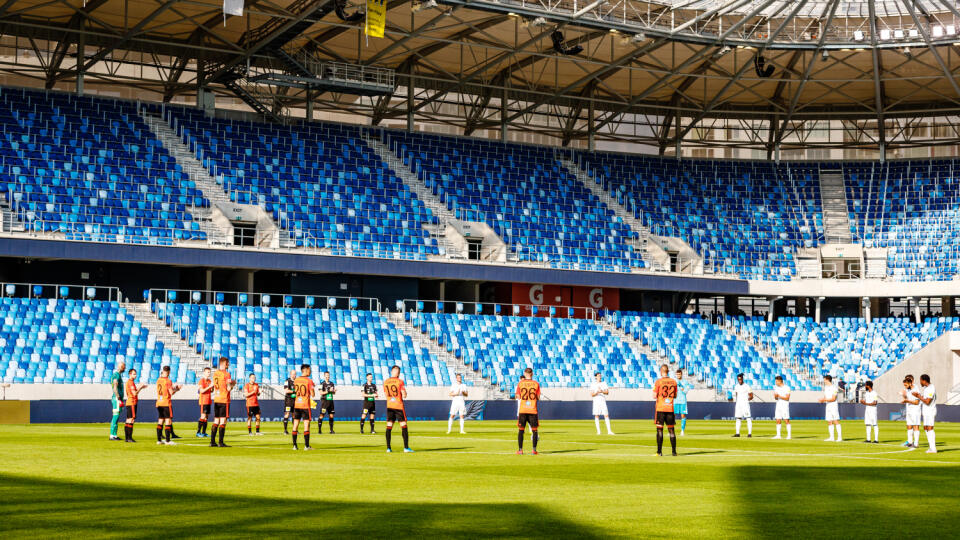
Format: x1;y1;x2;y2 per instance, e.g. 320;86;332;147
3;0;960;154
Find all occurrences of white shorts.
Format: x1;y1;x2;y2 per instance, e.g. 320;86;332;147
864;407;877;426
449;401;466;417
734;403;751;419
825;404;840;422
774;402;790;421
592;401;609;417
922;411;936;427
905;410;921;426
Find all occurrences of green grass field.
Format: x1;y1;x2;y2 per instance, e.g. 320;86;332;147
1;419;957;538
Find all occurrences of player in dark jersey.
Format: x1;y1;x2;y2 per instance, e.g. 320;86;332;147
319;371;336;434
360;373;377;434
653;364;679;456
282;369;296;434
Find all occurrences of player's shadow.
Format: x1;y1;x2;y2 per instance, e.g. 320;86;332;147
416;447;470;452
0;473;604;539
538;448;596;454
680;450;722;456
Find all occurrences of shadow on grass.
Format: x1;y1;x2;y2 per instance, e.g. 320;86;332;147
731;466;957;537
0;473;603;539
539;448;596;455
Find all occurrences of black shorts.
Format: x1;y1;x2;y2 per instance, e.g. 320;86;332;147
361;400;376;414
320;400;335;415
293;408;311;421
200;403;211;416
655;411;676;428
126;404;138;420
386;408;406;423
156;406;172;420
247;406;261;417
284;397;295;412
214;403;229;418
518;413;539;429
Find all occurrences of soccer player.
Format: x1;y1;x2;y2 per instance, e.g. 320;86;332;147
244;373;262;435
818;375;842;442
860;380;879;443
196;367;213;438
319;371;336;434
675;369;692;436
730;373;753;437
653;364;678;456
772;375;791;440
360;373;377;434
448;373;468;434
123;368;146;442
155;365;182;445
384;365;412;453
515;367;541;455
283;369;296;434
210;356;236;448
109;361;126;441
901;375;921;449
292;364;315;450
590;372;613;435
915;374;937;453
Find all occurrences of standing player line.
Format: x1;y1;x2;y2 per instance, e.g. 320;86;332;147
155;365;182;445
516;368;541;455
292;364;315;450
196;367;213;438
360;373;377;434
109;361;126;441
860;380;879;443
772;375;791;440
731;373;753;438
319;371;336;434
653;365;678;457
384;365;413;453
210;357;236;448
916;374;937;454
674;369;691;436
901;375;921;449
819;375;842;442
590;372;613;435
123;368;146;443
448;373;468;434
283;370;297;435
244;373;262;436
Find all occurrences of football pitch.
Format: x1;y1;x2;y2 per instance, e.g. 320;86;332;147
1;420;957;538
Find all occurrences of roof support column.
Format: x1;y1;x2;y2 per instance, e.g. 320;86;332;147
407;73;415;133
500;84;508;141
306;88;314;122
75;23;85;95
674;110;682;159
587;93;595;151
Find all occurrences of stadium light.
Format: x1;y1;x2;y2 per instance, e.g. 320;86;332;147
879;28;891;40
903;47;912;58
894;29;905;39
933;26;944;38
908;29;919;39
948;25;956;36
411;0;437;12
853;30;864;41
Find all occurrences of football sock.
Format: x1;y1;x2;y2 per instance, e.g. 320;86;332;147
197;419;204;434
668;428;677;453
256;421;260;433
531;430;539;450
156;424;163;442
401;427;409;448
604;417;612;434
680;417;686;431
304;431;310;447
385;426;392;449
907;428;912;444
449;417;455;432
165;425;172;443
926;430;935;451
866;426;871;440
873;425;878;441
835;424;842;441
218;425;225;445
110;413;120;437
360;419;365;433
283;419;289;432
329;418;334;431
460;417;465;432
248;426;252;434
735;419;741;434
656;428;664;453
369;419;375;431
292;431;298;445
776;423;782;437
786;424;792;438
517;429;524;450
746;418;753;435
210;423;219;446
827;424;835;439
595;417;601;434
124;424;132;440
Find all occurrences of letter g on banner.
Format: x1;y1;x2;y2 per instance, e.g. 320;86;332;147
529;284;543;305
589;288;604;308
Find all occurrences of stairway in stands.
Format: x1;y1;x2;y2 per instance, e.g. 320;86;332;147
124;302;210;373
561;157;653;267
819;168;852;243
386;311;508;399
718;320;821;388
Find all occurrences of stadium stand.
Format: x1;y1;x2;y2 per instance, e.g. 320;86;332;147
0;296;182;384
165;107;441;259
387;131;644;271
0;87;208;244
153;302;452;386
406;311;656;392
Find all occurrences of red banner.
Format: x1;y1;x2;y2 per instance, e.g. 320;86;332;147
510;283;619;316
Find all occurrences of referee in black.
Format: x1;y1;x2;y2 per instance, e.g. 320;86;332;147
282;369;296;434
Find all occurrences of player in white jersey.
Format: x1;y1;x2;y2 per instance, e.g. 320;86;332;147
818;375;842;442
730;373;753;437
590;372;614;435
859;380;879;443
772;376;791;440
915;374;937;453
447;373;468;434
901;375;921;449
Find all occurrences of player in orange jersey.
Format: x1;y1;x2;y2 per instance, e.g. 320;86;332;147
210;357;236;448
383;365;412;453
515;368;541;455
123;368;147;443
291;364;315;450
244;373;262;435
653;364;679;456
196;367;213;438
155;365;182;445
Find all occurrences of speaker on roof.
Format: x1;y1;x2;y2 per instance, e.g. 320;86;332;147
551;30;584;56
334;0;364;22
754;55;774;78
